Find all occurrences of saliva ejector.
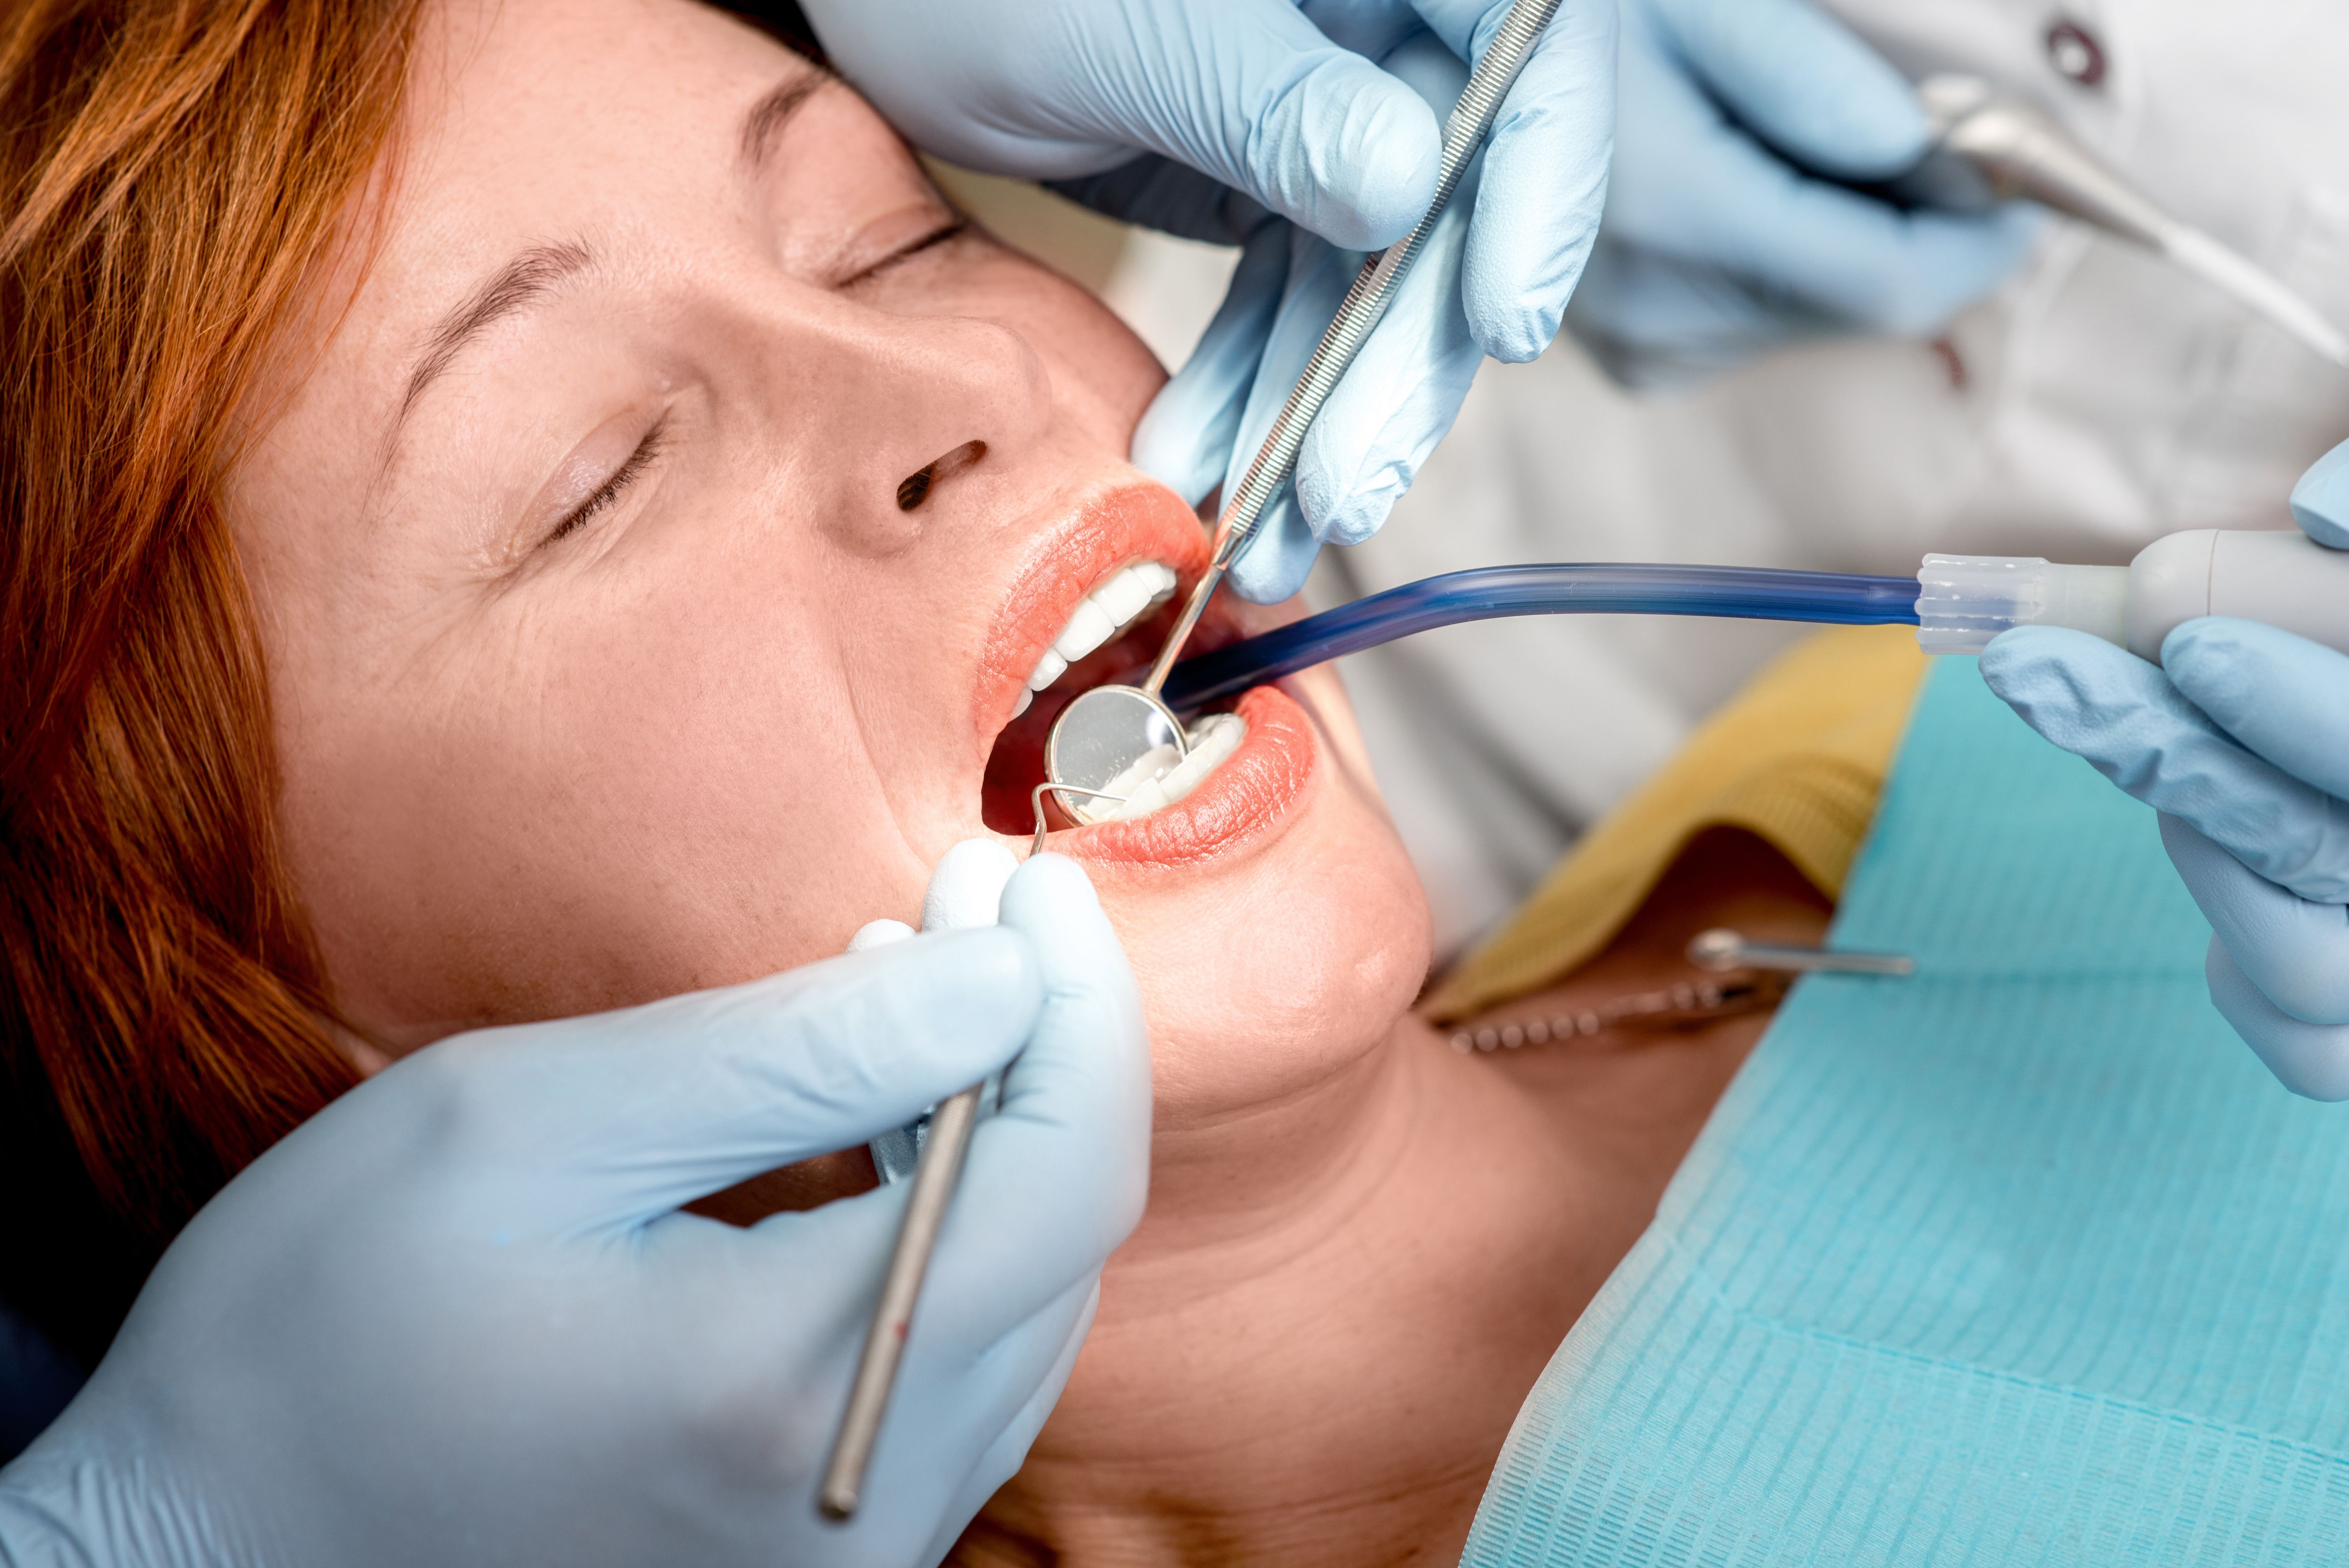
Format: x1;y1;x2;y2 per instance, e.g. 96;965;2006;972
1913;529;2349;658
1133;528;2349;721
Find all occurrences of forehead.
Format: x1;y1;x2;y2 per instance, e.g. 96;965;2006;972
280;0;888;462
393;0;807;267
231;0;909;548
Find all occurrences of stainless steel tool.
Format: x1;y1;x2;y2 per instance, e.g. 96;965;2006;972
818;1084;981;1520
1900;74;2349;368
1687;927;1915;977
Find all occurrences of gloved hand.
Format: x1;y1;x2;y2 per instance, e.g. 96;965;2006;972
1565;0;2041;387
0;849;1149;1568
797;0;1616;605
1979;442;2349;1100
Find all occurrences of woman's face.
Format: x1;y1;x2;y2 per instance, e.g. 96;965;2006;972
232;0;1430;1122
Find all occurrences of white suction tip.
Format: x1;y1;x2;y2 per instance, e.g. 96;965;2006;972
1915;554;2128;654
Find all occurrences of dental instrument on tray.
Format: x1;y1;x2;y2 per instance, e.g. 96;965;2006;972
1894;75;2349;369
1447;930;1917;1059
1038;0;1564;826
1688;928;1915;977
1137;525;2349;717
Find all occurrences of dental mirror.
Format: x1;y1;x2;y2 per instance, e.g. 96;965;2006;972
1042;685;1187;825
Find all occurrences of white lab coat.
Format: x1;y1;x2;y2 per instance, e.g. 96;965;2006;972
1316;0;2349;956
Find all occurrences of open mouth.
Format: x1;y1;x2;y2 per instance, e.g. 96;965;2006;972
973;484;1317;859
980;556;1250;834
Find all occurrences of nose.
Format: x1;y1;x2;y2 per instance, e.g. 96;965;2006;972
895;438;987;513
754;303;1055;560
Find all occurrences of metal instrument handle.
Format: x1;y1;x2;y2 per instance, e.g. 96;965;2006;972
1141;0;1564;695
819;1082;983;1519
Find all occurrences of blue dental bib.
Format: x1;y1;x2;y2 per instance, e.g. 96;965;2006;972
1465;659;2349;1566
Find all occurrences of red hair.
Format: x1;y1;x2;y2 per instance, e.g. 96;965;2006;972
0;0;422;1350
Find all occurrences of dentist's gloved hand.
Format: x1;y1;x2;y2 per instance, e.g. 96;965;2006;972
795;0;1615;606
1980;442;2349;1101
0;850;1149;1568
1565;0;2041;387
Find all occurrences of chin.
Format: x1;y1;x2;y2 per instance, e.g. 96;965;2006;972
1084;662;1434;1128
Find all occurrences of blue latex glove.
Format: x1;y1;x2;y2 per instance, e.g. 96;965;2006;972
1564;0;2041;387
799;0;1616;606
1979;443;2349;1100
800;0;1444;250
0;850;1148;1568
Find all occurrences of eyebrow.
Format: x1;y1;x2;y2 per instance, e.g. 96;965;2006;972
396;240;596;426
385;71;824;438
740;71;828;172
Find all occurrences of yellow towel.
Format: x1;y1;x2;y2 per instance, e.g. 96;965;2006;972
1422;624;1930;1023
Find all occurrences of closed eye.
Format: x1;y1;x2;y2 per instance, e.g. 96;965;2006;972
840;217;967;288
546;419;666;546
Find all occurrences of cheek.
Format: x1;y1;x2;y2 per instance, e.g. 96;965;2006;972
937;251;1165;450
282;567;936;1045
1041;296;1163;444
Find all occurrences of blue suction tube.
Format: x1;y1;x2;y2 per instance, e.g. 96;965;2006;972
1159;562;1921;714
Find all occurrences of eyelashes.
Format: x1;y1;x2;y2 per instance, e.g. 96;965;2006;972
887;218;967;268
840;217;968;288
545;419;666;546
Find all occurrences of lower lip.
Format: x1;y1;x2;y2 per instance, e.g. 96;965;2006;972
1054;686;1316;868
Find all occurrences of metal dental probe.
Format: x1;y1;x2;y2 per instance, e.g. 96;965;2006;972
820;1078;980;1521
1900;75;2349;368
1038;0;1566;820
817;793;1140;1521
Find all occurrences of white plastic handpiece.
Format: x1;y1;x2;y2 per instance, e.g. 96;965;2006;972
2124;528;2349;660
1918;529;2349;661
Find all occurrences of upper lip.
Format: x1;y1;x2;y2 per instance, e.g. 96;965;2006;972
972;481;1214;747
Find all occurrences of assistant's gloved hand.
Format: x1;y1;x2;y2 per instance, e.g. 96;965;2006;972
798;0;1615;606
0;849;1148;1568
1980;443;2349;1100
1565;0;2040;387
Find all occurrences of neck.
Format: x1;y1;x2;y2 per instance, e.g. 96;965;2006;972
960;1016;1609;1567
957;828;1828;1563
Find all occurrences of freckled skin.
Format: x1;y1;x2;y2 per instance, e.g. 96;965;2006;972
229;3;1806;1563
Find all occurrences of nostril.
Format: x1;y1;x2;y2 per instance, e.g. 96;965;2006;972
896;439;987;511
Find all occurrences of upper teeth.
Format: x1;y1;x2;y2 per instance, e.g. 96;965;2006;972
1010;560;1178;717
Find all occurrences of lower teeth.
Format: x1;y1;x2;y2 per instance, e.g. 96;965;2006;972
1094;713;1246;822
